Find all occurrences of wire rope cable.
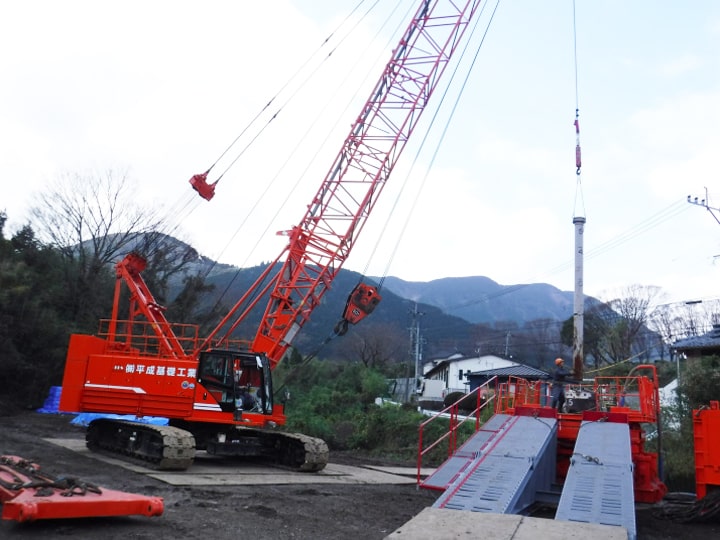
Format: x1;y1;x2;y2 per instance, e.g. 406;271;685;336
357;0;503;291
201;1;412;315
571;0;586;219
140;1;378;282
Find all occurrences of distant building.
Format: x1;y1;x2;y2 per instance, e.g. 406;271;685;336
465;363;550;393
422;353;518;396
420;353;549;398
672;324;720;358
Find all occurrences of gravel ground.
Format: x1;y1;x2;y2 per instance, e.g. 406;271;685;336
1;411;718;539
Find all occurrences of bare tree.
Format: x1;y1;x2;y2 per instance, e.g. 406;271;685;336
602;284;665;363
516;317;568;367
30;170;164;273
29;170;169;325
344;323;405;369
651;299;720;360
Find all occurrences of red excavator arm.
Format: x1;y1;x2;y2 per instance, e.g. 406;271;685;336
199;0;484;367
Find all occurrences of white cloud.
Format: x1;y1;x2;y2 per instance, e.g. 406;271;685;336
658;55;703;77
2;0;719;306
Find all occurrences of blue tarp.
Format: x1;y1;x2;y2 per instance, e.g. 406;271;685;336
70;413;168;426
36;386;63;413
36;386;168;426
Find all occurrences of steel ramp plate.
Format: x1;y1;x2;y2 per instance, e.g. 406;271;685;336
421;414;512;490
432;415;557;513
555;420;636;540
437;454;534;512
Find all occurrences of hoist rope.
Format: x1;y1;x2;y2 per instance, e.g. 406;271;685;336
572;0;586;218
211;0;382;184
202;0;375;191
207;0;405;275
200;1;410;317
143;1;375;276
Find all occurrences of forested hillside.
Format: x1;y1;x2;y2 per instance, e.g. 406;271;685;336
1;204;679;412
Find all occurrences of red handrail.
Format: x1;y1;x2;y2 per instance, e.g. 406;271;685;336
417;377;497;484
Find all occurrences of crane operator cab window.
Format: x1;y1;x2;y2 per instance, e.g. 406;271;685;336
197;350;273;414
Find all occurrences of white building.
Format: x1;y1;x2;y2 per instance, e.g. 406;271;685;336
421;353;517;397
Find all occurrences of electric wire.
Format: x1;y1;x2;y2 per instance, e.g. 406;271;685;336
441;198;693;315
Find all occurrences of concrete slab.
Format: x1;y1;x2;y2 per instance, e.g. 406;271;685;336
45;438;423;486
385;508;629;540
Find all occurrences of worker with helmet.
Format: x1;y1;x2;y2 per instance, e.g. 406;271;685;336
550;357;572;412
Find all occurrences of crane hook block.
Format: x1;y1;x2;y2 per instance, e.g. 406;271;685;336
342;283;382;326
189;172;216;201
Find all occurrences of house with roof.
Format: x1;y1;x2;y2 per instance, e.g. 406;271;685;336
418;353;549;408
465;363;550;393
672;323;720;358
421;353;516;394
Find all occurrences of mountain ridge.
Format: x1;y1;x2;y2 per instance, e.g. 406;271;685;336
376;275;581;325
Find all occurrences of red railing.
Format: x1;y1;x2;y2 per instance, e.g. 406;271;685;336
593;365;661;423
99;319;200;357
492;365;661;424
416;377;497;484
98;319;255;360
494;377;544;414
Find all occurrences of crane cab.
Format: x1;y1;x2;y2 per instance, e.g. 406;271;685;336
196;349;274;417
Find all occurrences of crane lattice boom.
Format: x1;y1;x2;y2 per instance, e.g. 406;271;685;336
214;0;484;364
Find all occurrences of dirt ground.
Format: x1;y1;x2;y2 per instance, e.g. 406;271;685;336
1;411;719;539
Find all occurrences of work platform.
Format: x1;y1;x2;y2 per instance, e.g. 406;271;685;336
418;411;635;539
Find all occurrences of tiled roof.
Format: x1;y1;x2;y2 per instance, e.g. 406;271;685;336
467;364;549;379
673;324;720;351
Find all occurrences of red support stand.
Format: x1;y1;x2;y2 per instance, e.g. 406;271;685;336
0;455;164;522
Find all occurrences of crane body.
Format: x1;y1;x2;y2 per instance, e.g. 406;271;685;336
59;0;484;471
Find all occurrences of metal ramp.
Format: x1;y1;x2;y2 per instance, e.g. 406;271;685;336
555;419;636;540
430;413;557;514
421;414;513;491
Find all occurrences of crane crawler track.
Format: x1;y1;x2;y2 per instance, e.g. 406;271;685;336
258;429;329;472
198;425;330;472
86;418;195;470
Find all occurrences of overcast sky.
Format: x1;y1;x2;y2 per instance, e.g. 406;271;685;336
2;0;719;309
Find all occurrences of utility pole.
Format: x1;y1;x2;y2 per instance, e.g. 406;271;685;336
688;189;720;226
409;304;425;400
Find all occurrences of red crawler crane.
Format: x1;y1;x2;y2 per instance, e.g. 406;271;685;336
59;0;486;472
